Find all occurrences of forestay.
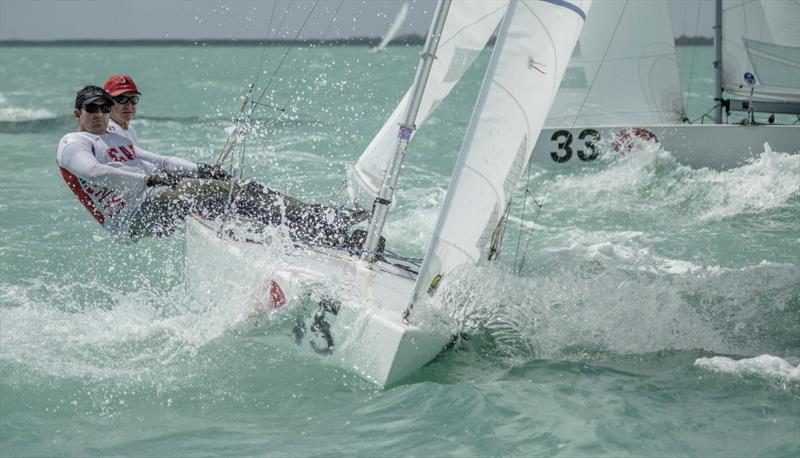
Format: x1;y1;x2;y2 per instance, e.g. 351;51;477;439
545;0;685;126
722;0;800;104
407;0;593;317
347;0;510;207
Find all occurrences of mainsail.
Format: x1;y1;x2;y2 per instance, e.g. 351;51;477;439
546;0;685;126
408;0;592;317
347;1;510;208
722;0;800;104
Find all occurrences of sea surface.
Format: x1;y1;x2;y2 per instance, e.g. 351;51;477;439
1;44;798;456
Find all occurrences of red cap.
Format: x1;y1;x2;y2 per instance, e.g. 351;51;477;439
102;74;140;96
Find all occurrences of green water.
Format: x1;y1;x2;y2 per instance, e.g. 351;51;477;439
1;44;798;456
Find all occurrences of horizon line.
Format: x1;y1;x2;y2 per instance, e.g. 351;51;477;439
0;34;713;47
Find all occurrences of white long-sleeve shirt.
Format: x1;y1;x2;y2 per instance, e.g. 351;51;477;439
107;118;139;146
56;130;197;238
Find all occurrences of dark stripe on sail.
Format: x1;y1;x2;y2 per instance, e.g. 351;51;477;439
540;0;586;20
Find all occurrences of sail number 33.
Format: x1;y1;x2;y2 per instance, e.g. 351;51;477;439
550;129;600;163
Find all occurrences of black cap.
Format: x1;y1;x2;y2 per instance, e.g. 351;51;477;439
74;86;114;109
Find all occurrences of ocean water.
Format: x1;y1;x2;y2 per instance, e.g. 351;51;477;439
1;44;799;456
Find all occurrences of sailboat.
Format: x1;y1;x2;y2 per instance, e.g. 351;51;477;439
528;0;799;170
186;0;592;386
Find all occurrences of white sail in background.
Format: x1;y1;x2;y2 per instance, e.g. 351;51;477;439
722;0;800;103
370;2;410;53
408;0;592;316
348;1;510;207
546;0;684;126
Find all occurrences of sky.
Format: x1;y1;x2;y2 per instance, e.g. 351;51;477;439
0;0;715;41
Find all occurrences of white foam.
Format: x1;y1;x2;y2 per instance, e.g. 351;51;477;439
0;92;56;120
697;150;800;221
0;105;56;122
695;354;800;381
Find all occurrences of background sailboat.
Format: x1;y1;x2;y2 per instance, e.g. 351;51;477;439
369;2;410;53
529;0;799;170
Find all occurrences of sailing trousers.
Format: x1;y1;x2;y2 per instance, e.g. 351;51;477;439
127;178;367;244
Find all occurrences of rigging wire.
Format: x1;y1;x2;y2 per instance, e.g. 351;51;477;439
511;1;630;273
214;0;334;228
569;0;629;127
287;0;345;114
215;1;287;168
215;0;347;224
215;0;321;167
250;0;288;94
685;0;703;106
512;160;555;274
250;0;322;116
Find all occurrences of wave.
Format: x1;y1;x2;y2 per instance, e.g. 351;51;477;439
430;254;799;361
0;114;76;134
0;106;57;123
695;354;800;381
530;146;799;225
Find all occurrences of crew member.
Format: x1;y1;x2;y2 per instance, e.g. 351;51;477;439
56;85;367;243
103;74;141;145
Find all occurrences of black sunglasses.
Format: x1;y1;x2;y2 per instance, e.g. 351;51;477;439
83;103;112;114
113;95;140;105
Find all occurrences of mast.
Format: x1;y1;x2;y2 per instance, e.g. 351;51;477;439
714;0;723;124
361;0;452;262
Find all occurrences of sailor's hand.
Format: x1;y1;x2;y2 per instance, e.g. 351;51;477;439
336;207;370;226
197;163;233;181
145;172;180;188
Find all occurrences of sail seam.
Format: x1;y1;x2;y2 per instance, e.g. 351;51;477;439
433;237;479;263
574;53;677;63
463;164;503;208
494;80;533;145
437;3;510;49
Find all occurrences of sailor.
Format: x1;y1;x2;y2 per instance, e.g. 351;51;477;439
103;74;141;145
56;85;368;244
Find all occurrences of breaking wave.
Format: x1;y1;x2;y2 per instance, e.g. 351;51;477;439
695;354;800;381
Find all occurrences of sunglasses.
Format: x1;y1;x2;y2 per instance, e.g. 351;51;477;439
82;103;113;114
113;95;140;105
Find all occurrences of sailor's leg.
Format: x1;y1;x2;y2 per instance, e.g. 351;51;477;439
239;181;369;244
128;186;192;239
145;178;369;244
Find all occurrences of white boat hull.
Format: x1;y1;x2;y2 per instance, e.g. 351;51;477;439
184;218;451;386
532;124;800;169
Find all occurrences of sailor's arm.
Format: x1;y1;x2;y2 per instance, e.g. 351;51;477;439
134;146;198;177
59;141;146;188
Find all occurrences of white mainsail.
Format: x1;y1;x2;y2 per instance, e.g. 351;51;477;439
546;0;684;126
347;0;510;207
370;2;410;53
407;0;592;316
722;0;800;104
